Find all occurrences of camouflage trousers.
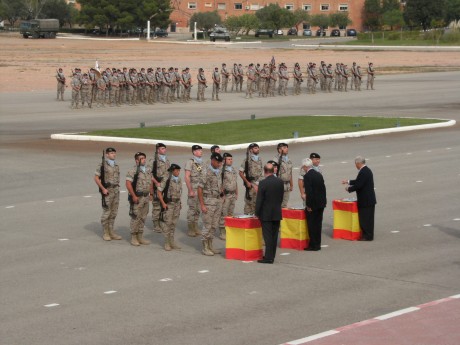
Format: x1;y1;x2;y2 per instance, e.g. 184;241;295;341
187;192;201;223
71;89;80;107
212;83;220;100
101;187;119;229
109;87;119;106
151;198;162;231
160;201;181;236
80;88;92;107
246;80;254;97
221;77;228;92
219;193;236;228
201;196;223;240
129;196;149;234
197;84;205;101
57;83;65;100
244;187;257;215
294;80;302;95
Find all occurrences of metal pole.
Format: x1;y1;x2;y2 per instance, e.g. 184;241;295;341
147;20;151;40
194;21;197;41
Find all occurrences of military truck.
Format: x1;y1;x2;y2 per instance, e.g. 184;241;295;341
20;19;59;39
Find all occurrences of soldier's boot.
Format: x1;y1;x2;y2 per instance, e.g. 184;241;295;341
153;220;162;233
137;232;151;245
130;233;140;246
170;234;181;250
108;225;122;240
208;238;221;254
187;222;197;237
216;96;220;101
56;93;59;101
164;235;172;251
102;226;111;241
212;96;215;101
218;227;226;240
202;240;214;256
193;222;202;236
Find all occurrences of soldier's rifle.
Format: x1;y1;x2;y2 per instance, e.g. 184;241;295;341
128;162;140;216
99;150;108;208
159;170;173;222
244;149;253;201
152;148;160;201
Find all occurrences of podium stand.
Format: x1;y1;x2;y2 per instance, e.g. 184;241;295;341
332;200;361;240
225;217;263;261
280;208;309;250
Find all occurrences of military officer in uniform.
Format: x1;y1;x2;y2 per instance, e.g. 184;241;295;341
367;62;375;90
185;145;204;237
56;68;66;101
274;143;293;208
157;164;182;251
94;147;122;241
245;63;256;99
70;72;81;109
150;143;170;233
197;68;207;102
239;143;264;215
212;66;221;101
299;153;322;204
80;73;92;108
218;152;238;240
198;152;224;256
126;152;153;246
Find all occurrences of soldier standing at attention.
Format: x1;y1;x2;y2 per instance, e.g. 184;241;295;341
334;63;341;91
239;143;264;215
231;63;238;92
94;147;122;241
258;64;268;97
254;63;261;92
293;63;302;95
174;67;181;101
245;63;256;99
80;73;92;108
70;72;81;109
355;65;363;91
237;63;244;92
56;68;66;101
96;72;106;108
127;69;138;106
157;164;183;251
274;143;293;208
126;152;153;247
109;70;120;107
145;68;155;104
221;63;230;92
212;66;221;101
150;143;170;233
155;67;163;102
351;62;357;90
325;64;334;93
185;145;204;237
341;64;349;92
367;62;375;90
218;152;238;240
268;65;277;97
198;152;224;256
162;67;173;104
197;68;207;102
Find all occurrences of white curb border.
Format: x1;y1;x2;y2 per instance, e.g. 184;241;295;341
50;119;455;151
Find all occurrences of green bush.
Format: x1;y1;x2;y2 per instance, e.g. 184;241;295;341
440;30;460;43
387;32;400;40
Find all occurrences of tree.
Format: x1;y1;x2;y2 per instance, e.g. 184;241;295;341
255;3;293;31
382;0;401;12
362;0;382;31
41;0;73;27
224;15;242;35
292;8;310;32
24;0;50;19
0;0;27;27
404;0;446;31
445;0;460;24
383;9;404;30
239;13;259;35
329;12;352;29
189;10;221;34
310;14;330;34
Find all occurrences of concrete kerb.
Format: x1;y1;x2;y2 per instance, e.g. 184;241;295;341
291;44;460;51
50;119;455;151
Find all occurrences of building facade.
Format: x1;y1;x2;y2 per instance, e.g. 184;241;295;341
170;0;365;33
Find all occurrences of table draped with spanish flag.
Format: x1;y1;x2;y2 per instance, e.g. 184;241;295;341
280;208;309;250
225;217;263;260
332;199;361;240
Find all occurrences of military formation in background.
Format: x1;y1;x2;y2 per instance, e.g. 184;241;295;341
58;61;376;108
93;143;324;256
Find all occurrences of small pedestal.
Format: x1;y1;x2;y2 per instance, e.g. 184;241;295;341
225;217;263;261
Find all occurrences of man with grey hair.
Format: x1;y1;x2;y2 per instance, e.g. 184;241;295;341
302;158;327;251
342;156;376;241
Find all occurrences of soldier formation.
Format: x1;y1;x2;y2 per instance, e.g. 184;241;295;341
94;143;319;257
58;61;377;108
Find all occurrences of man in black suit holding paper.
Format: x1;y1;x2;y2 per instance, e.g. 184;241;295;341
342;156;377;241
255;163;284;264
302;158;327;251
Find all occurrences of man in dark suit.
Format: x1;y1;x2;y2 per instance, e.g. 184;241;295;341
255;163;284;264
342;156;377;241
302;158;327;251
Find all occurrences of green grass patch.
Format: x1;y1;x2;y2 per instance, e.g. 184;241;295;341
87;116;444;145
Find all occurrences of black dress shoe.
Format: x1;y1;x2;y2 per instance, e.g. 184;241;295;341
304;247;320;251
257;259;274;264
358;238;370;241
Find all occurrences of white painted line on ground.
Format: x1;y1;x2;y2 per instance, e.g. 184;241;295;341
391;231;400;233
423;224;432;227
407;152;412;155
75;267;86;271
104;290;117;294
242;261;254;263
280;253;290;256
341;161;347;164
198;270;209;273
249;291;258;294
453;218;460;221
374;307;420;320
451;294;460;299
46;200;55;203
58;238;69;241
427;150;432;152
321;245;329;248
282;330;340;345
446;147;452;150
385;155;391;158
416;180;423;183
120;190;126;193
83;195;92;198
159;278;172;282
5;205;15;208
44;303;60;308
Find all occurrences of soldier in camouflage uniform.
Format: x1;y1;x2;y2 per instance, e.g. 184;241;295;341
157;164;182;251
127;69;138;106
198;152;224;256
212;67;221;101
55;68;66;101
237;63;244;92
149;143;170;233
367;62;375;90
239;143;264;214
126;152;153;246
70;72;81;109
197;68;207;102
96;72;106;107
185;145;204;237
80;73;92;108
218;152;238;240
109;71;120;106
293;63;303;95
221;63;230;92
245;63;255;99
273;143;293;208
231;63;238;92
94;147;122;241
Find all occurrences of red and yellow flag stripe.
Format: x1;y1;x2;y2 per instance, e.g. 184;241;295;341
280;209;309;250
225;217;263;261
332;200;361;240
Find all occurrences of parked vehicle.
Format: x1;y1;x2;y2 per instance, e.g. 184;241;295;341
316;29;327;37
20;19;59;39
255;29;274;38
287;28;298;36
330;29;341;37
209;27;230;42
303;29;312;37
346;28;357;36
154;29;168;38
275;29;284;35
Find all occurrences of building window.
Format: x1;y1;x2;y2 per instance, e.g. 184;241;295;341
234;3;243;10
250;4;260;10
321;4;330;11
285;4;294;10
339;4;348;11
303;4;312;11
204;2;212;7
303;24;311;29
339;25;346;29
188;2;196;9
217;3;226;10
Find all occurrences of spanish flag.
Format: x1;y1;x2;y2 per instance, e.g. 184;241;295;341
332;200;361;240
280;208;309;250
225;217;263;261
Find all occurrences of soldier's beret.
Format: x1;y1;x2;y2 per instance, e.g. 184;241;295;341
267;160;279;168
105;147;116;153
156;143;166;148
223;152;232;158
211;152;223;162
277;143;288;149
192;145;202;151
168;163;181;171
310;153;321;159
210;145;220;152
135;152;146;159
248;143;259;150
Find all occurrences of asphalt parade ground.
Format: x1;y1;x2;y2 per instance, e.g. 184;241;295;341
0;71;459;345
